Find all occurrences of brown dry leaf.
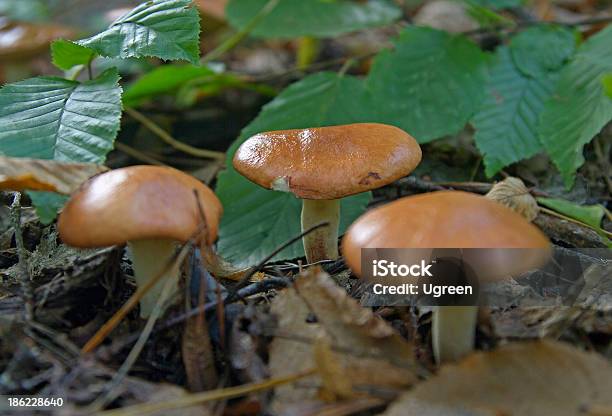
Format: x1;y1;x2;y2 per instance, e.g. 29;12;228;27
383;341;612;416
0;156;107;194
313;336;354;401
268;268;423;413
485;177;539;221
201;246;253;281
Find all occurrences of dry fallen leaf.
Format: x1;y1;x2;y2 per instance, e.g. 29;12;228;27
313;336;355;401
485;177;539;221
383;340;612;416
268;268;423;413
0;156;107;194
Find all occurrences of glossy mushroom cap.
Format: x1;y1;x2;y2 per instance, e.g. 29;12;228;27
58;166;222;248
342;191;551;279
233;123;422;199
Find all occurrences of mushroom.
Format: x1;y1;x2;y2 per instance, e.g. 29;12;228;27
0;18;73;83
342;190;551;363
233;123;422;263
58;165;222;318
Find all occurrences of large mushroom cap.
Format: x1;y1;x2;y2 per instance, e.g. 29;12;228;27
342;191;551;279
58;166;223;248
233;123;422;199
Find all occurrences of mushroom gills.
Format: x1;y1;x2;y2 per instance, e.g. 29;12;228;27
301;199;340;263
128;239;181;318
432;305;478;363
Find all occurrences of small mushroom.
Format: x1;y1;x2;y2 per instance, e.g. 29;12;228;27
0;19;73;61
342;191;551;363
233;123;421;263
58;166;222;318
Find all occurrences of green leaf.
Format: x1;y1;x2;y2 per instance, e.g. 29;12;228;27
603;73;612;98
472;27;576;176
28;192;68;225
537;197;605;230
510;26;576;78
123;64;214;106
216;72;373;266
0;69;123;221
539;25;612;187
51;39;97;71
77;0;200;64
367;26;489;142
226;0;401;39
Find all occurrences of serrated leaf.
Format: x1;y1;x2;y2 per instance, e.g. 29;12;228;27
50;39;96;71
539;25;612;187
472;47;559;176
0;68;122;221
537;197;605;230
226;0;401;39
123;64;214;106
77;0;200;64
217;72;373;266
367;27;488;142
510;26;576;78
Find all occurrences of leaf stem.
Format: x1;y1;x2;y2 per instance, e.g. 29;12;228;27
124;107;225;160
200;0;280;64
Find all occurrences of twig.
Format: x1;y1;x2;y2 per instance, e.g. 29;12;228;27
102;277;288;355
97;368;316;416
114;141;167;166
250;50;378;83
10;193;34;321
397;176;611;244
200;0;281;64
124;107;225;161
224;222;330;304
540;206;612;238
88;267;179;412
463;14;612;35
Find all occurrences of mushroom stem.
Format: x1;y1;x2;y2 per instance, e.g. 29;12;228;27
301;199;340;263
128;239;180;318
432;305;478;363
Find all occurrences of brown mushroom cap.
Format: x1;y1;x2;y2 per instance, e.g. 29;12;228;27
58;166;222;248
0;20;73;60
342;191;551;279
233;123;422;199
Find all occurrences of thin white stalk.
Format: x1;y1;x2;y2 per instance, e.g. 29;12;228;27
301;199;340;263
432;305;479;363
128;239;180;318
